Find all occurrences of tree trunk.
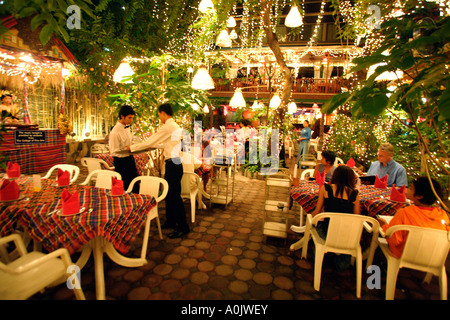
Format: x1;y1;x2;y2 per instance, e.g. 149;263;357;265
260;0;293;129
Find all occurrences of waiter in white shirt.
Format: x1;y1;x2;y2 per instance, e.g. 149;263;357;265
126;103;189;239
109;105;139;193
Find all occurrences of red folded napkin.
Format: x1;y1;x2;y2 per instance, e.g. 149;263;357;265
61;189;80;215
6;162;20;178
374;174;388;189
0;179;20;201
390;184;406;202
111;177;124;196
315;169;326;189
347;157;355;168
57;169;70;186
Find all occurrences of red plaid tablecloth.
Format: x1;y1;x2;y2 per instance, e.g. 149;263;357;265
0;130;66;174
0;177;156;255
290;181;407;217
95;153;150;176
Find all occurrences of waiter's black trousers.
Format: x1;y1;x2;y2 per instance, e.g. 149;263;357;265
113;155;139;193
164;158;189;233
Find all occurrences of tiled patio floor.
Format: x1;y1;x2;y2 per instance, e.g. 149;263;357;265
29;155;448;301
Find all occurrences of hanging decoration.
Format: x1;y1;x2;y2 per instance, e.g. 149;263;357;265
113;61;134;83
288;101;297;114
229;88;246;108
198;0;214;13
191;67;215;90
269;94;281;109
285;5;303;28
216;30;232;47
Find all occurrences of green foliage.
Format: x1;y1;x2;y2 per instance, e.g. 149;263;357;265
106;53;211;138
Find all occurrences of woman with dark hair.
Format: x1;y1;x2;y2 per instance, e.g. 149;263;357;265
312;165;360;270
313;150;336;182
312;165;360;236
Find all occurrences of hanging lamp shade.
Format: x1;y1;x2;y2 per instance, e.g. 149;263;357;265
251;100;259;110
269;94;281;109
229;29;238;40
285;5;303;28
288;101;297;114
199;0;214;13
191;67;215;90
229;88;246;108
367;63;403;81
216;30;232;47
113;62;134;83
192;103;200;111
227;16;236;28
203;105;210;113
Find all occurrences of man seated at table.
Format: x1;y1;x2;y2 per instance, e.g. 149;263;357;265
378;176;449;258
366;143;407;187
312;150;336;182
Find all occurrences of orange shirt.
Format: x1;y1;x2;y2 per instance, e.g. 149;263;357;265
382;205;450;258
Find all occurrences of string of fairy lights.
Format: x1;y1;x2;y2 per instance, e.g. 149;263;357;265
0;50;62;85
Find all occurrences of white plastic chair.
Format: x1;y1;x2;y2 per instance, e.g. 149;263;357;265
127;176;169;244
181;171;203;223
300;169;315;180
79;169;121;189
378;225;450;300
41;164;80;184
81;157;115;174
298;154;317;169
334;157;344;165
309;137;320;152
287;139;295;159
90;143;109;157
301;212;380;298
0;234;85;300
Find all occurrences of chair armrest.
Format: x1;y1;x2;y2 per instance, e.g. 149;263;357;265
0;234;27;257
0;248;72;275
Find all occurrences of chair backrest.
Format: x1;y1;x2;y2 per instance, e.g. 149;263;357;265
312;213;379;251
385;225;450;271
334;157;344;165
301;169;315;180
181;172;200;196
81;169;121;189
43;164;80;183
81;157;110;173
90;143;109;156
126;176;168;202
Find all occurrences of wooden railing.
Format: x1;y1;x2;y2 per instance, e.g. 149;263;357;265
212;77;354;95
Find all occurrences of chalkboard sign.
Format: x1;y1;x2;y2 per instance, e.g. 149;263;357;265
14;130;47;145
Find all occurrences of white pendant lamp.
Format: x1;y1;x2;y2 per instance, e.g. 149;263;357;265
367;63;403;81
251;100;259;110
229;29;238;40
285;5;303;28
269;94;281;109
203;105;210;113
229;88;246;108
199;0;214;13
191;67;215;90
227;16;236;28
216;30;232;47
288;101;297;114
192;103;200;111
113;61;134;83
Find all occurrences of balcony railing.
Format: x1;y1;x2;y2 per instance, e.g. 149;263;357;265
211;77;354;95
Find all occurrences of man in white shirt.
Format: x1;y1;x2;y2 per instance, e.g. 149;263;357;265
127;103;189;239
109;105;139;193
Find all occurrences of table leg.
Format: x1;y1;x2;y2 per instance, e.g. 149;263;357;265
92;237;106;300
104;242;147;268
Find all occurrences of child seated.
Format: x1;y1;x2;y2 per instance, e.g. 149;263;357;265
378;176;450;258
